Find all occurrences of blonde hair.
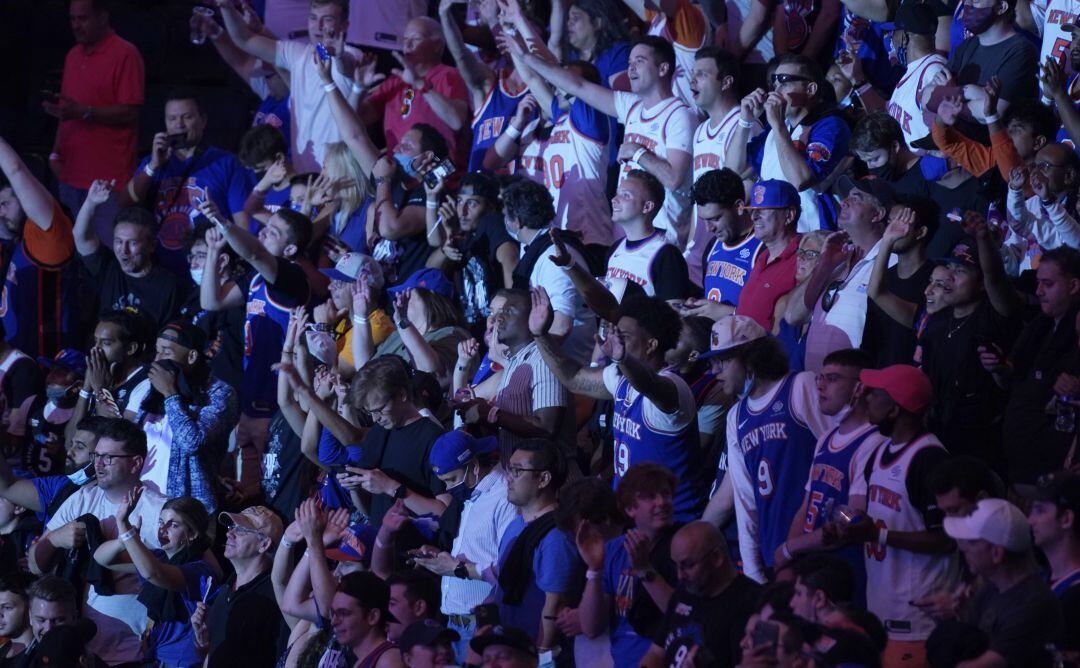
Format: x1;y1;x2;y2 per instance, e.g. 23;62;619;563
799;230;830;250
322;142;372;236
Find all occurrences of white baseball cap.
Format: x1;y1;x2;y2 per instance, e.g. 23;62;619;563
943;498;1031;552
698;315;768;361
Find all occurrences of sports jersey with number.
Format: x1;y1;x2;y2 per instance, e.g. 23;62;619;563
803;423;882;531
887;53;949;146
468;73;528;172
604;365;704;522
702;233;763;306
242;267;308;417
544;99;612;246
728;372;829;581
1054;74;1080;149
646;1;710;111
1037;0;1080;68
613;92;696;244
862;434;959;641
604;231;670;301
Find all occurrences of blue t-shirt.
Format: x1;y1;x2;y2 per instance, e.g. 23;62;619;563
29;475;72;523
495;515;582;639
569;41;629;165
134;145;253;276
834;10;902;92
602;535;653;667
253;93;292;160
142;550;217;667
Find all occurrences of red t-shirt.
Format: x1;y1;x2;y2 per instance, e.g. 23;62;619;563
735;235;801;331
366;64;469;167
58;31;145;188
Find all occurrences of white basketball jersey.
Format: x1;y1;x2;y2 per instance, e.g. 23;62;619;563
518;134;549;187
863;434;959;641
614;92;697;245
1039;0;1080;66
648;11;710;111
686;109;744;286
887;54;949;146
725;0;775;64
604;231;670;301
545;113;613;246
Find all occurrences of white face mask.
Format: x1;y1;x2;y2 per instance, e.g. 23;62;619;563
190;267;204;286
506;225;519;242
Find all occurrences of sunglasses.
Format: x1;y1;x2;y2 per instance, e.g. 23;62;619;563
771;73;813;86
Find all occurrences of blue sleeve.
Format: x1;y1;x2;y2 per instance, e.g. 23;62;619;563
534;529;582;594
569;100;609;143
319;475;355;510
177;560;217;601
804;117;850;180
602;536;624;596
749;130;768;174
597;42;631;86
30;476;69;522
225;157;254;215
318;427;360;466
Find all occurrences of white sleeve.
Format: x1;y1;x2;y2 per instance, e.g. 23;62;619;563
696;404;724;435
125;378;152;416
134;495;164;549
248;75;270;99
535;257;581;318
641;371;695;432
727;408;765;583
664;107;696;156
1045;198;1080;249
275;40;303;71
602;364;621;395
45;492;81;531
791;371;834;438
484;495;519;573
612;91;637;122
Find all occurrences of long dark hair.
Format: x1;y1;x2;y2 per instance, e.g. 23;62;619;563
570;0;630;59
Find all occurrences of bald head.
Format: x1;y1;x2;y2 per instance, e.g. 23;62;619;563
674;521;725;555
671;521;733;594
1034;142;1079;199
403;17;445;68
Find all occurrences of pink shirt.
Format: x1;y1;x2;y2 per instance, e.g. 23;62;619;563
735;235;800;331
366;63;469;167
58;31;145;188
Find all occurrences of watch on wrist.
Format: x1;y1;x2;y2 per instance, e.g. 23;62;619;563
394;483;409;499
454;561;469;579
374;176;389;187
638;568;658;583
396;318;412;331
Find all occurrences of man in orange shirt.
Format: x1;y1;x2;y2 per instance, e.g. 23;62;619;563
45;0;144;246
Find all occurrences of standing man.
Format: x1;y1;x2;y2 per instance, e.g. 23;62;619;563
29;418;167;666
46;0;144;244
518;36;696;248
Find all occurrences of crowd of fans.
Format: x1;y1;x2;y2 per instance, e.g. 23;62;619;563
4;0;1080;665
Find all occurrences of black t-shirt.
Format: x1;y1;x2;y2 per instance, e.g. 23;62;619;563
353;417;446;527
890;160;934;200
207;570;288;668
179;289;245;391
458;213;515;328
947;34;1038;142
655;576;761;668
964;573;1062;666
81;248;182;329
387;181;434;286
862;260;934;367
926;177;994;260
262;411;315;524
1058;583;1080;651
651;244;694;301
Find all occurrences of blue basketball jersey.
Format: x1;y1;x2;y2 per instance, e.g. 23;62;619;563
468;75;527;172
734;374;819;567
611;373;704;521
803;424;879;532
0;240;77;358
703;234;763;306
1053;568;1080;598
242;273;300;416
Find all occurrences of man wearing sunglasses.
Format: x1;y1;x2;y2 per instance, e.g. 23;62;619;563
726;53;851;234
30;417;166;666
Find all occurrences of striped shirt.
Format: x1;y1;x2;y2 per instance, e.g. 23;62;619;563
494;341;573;459
440;470;518;615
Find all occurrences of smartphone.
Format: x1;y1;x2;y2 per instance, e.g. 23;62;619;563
166;132;188;149
473;603;500;627
315;42;331;62
423;158;456;189
329;465;348;477
751;621;780;653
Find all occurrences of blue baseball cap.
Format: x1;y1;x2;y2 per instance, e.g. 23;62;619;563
743;179;801;210
325;522;379;563
387;268;455;299
37;348;87;377
429;430;498;475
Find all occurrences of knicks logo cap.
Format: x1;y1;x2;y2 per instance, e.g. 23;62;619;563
698;315;768;360
742;179;800;210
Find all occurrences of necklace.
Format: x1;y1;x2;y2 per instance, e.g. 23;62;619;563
947;313;971;338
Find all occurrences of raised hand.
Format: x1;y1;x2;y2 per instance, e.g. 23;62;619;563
510;93;539;132
87;179;114;206
883;206;915;244
84;347;114;392
391;51;421;87
1008;165;1029;192
547;229;573;267
321;507;351;546
115;485;144;532
600;323;626;363
355;52;386;89
351;277;373;317
835;50;864;85
259;156;288;191
394;289;412;320
1030;169;1051;202
763;91;787;129
936;94;964;127
739;88;766;122
574;519;605;570
149;132;172;170
820;231;854;269
528;287;555;337
1040;55;1065;99
313;47;334;84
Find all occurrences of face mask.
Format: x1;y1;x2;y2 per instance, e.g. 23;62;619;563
190;267;204;286
394;152;420;179
447;464;475;503
67;463;95;486
506;225;519;242
740;374;754;399
45;385;70;401
961;4;998;35
869;159;898;180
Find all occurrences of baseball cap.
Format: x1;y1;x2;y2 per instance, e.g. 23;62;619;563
337;571;399;623
1064;22;1080;32
837;175;895;210
935;239;980;270
943;498;1032;552
30;618;97;668
37;348;88;377
429;430;498;475
159;320;208;353
398;619;461;653
743;179;801;210
470;625;538;658
894;1;938;34
387;268;454;299
325;523;379;563
219;505;284;546
698;315;768;361
1016;471;1080;516
858;364;933;413
320;252;384;287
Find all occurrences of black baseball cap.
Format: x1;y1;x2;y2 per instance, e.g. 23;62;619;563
337;572;400;624
398;619;460;652
469;625;538;658
30;618;97;667
1016;471;1080;515
894;1;938;35
158;320;207;353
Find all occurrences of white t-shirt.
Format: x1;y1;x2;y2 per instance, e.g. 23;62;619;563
613;91;696;246
526;240;597;364
46;485;166;665
263;0;428;50
140;413;172;497
275;40;362;172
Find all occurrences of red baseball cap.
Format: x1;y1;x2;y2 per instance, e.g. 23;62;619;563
859;364;932;413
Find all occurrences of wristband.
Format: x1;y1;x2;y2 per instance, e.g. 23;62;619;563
856;83;873;96
281;537;296;549
322;82;337;93
981;114;1000;125
877;527;888;548
426;199;438;210
78;388;92;400
737;118;756;130
144;164;156;178
505;125;522;140
351;81;366;96
119;528;137;542
375;536;389;549
632;147;648;164
351;314;369;326
585;569;601;581
781;542;793;560
397;319;412;331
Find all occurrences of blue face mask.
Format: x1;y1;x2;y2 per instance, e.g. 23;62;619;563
446;464;475;503
394;152;420;179
68;464;95;486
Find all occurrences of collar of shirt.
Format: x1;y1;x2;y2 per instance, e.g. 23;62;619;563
79;30;116;57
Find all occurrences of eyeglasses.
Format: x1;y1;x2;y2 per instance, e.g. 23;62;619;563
361;399;393;418
90;452;138;466
1034;161;1067;171
507;466;546;478
771;72;813;87
227;523;266;540
797;249;821;261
